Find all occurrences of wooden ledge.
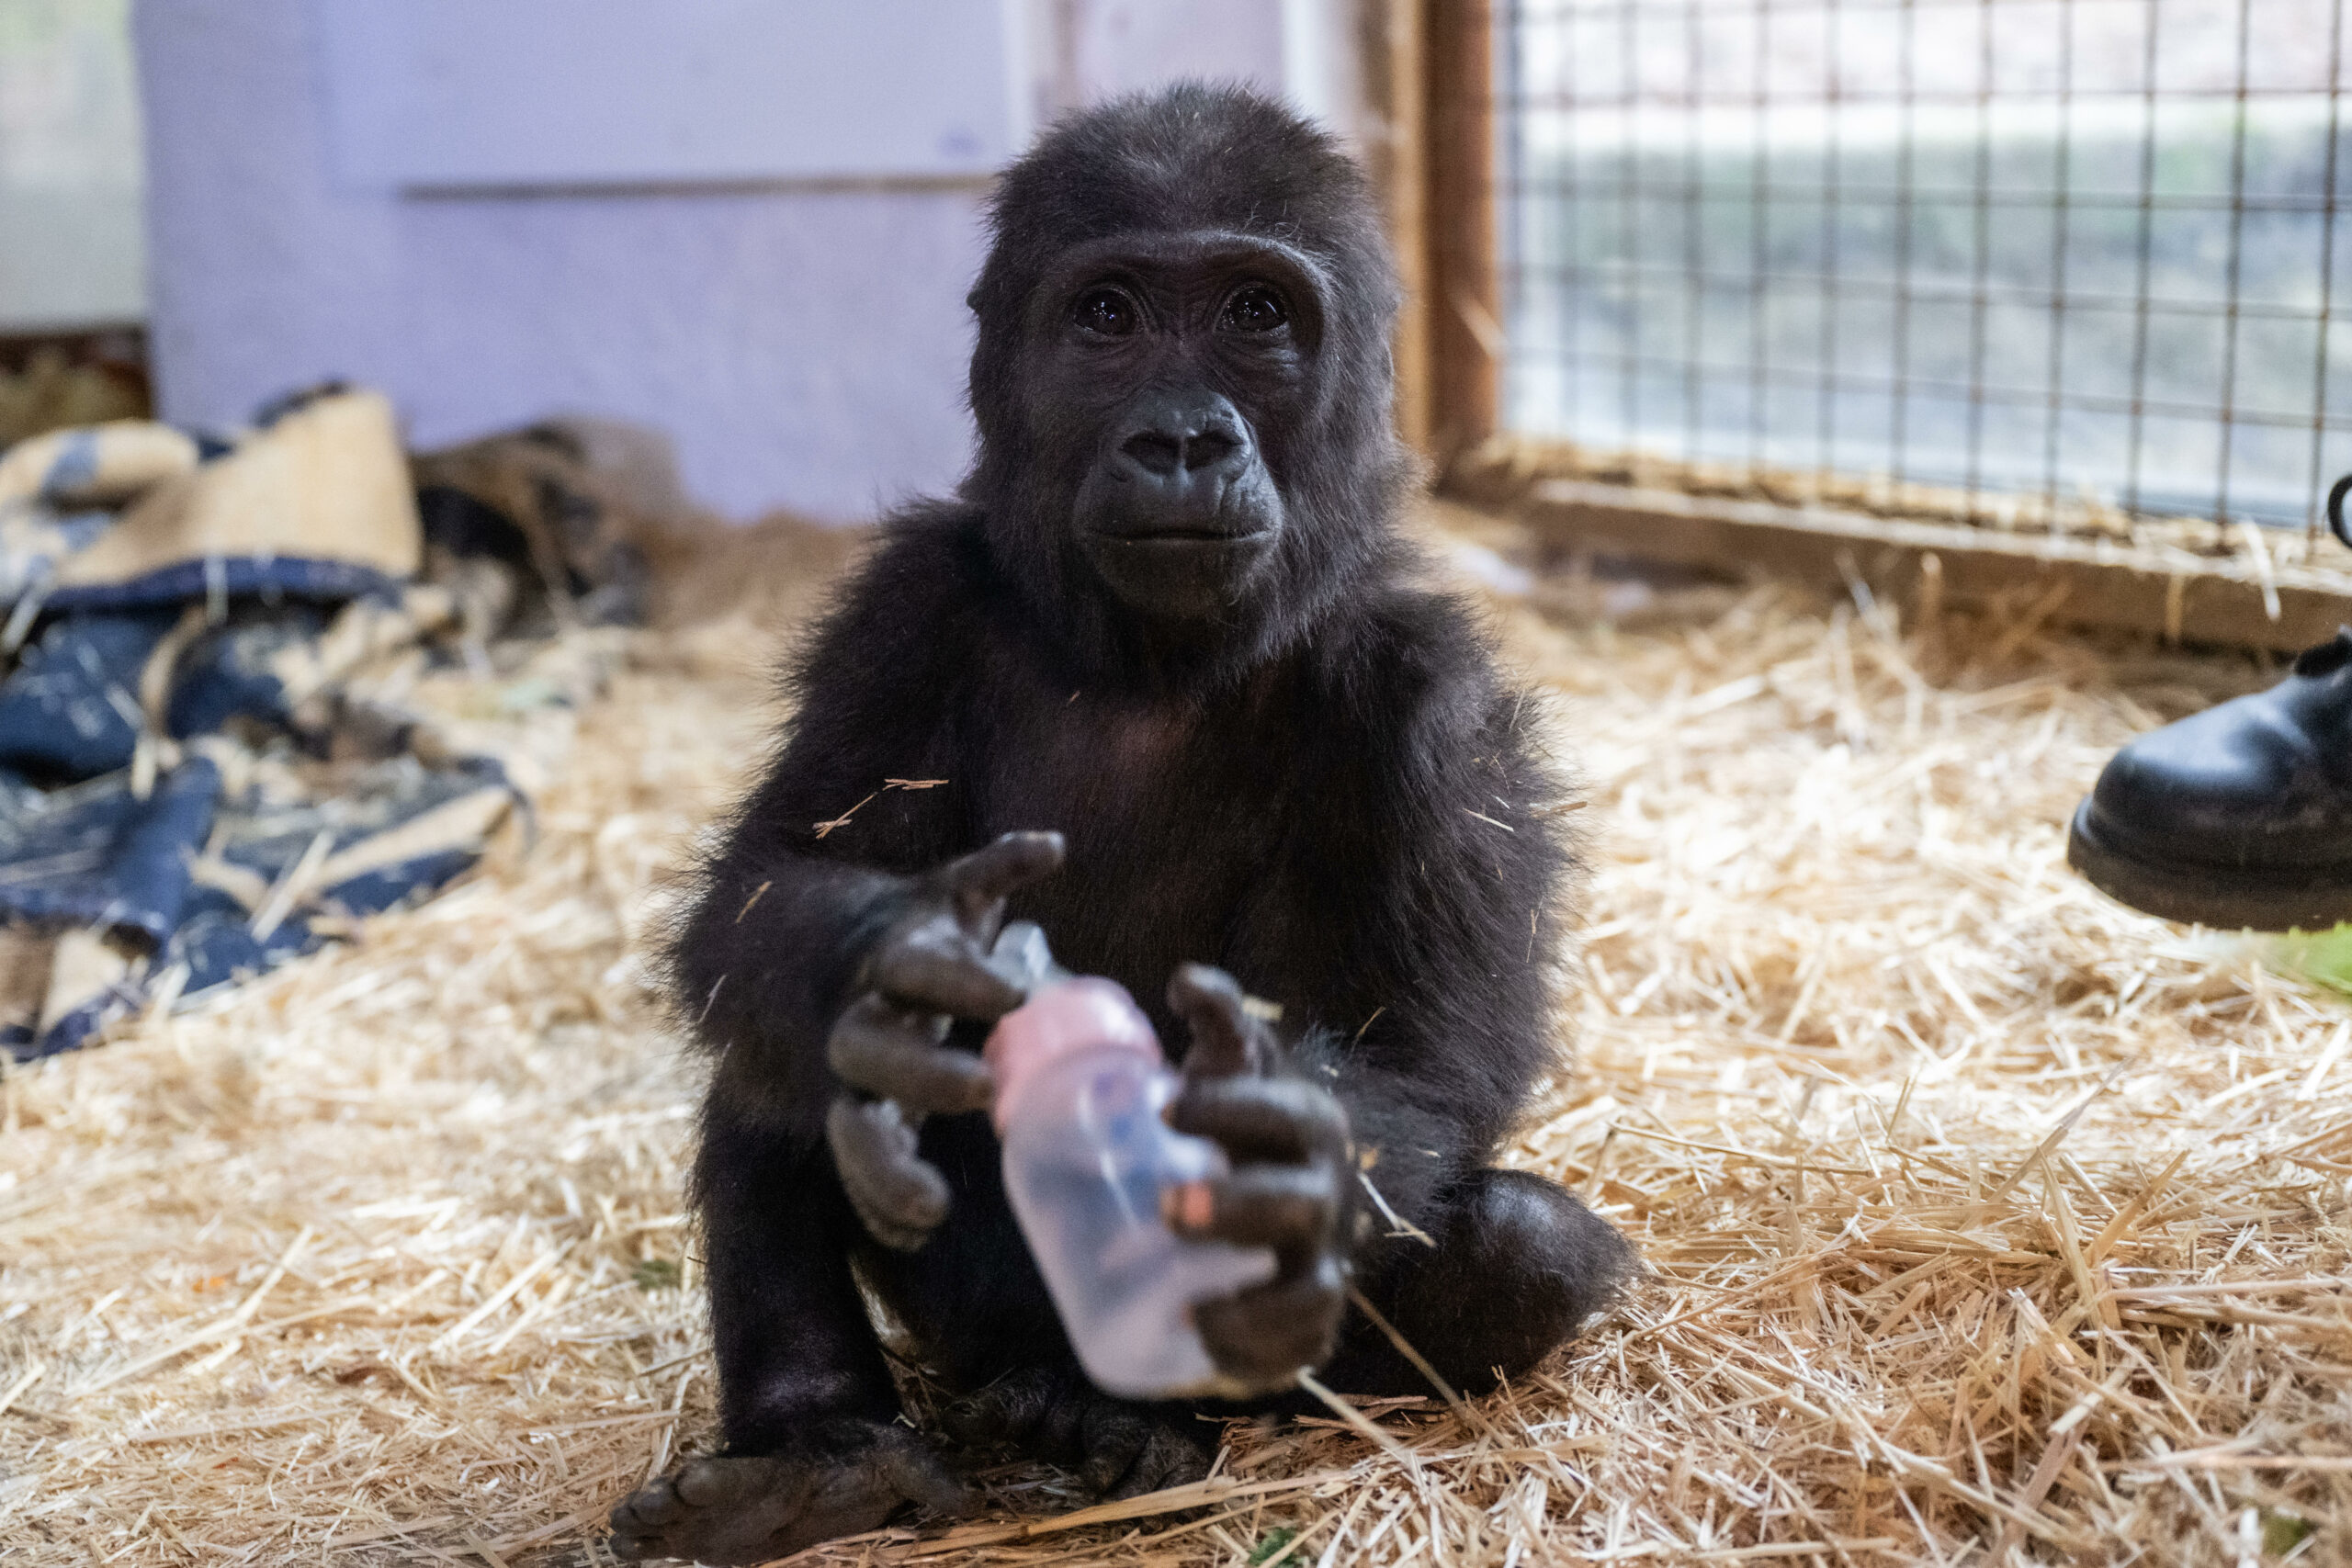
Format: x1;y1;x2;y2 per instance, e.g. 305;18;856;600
1515;479;2352;653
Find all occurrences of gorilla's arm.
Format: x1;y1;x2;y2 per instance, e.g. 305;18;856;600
1332;636;1566;1214
1193;598;1576;1365
673;518;1059;1252
672;529;974;1122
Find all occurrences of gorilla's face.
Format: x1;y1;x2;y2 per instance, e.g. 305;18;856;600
1023;232;1325;621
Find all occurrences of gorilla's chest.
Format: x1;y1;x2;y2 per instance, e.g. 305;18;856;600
977;688;1291;1018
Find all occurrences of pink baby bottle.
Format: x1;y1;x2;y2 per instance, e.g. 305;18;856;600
983;925;1276;1398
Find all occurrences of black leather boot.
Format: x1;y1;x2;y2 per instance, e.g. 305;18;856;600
2069;627;2352;930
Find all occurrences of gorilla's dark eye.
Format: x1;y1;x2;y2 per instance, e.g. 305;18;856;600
1072;288;1138;337
1222;285;1290;333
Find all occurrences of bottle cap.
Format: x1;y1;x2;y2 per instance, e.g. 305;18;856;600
983;976;1160;1133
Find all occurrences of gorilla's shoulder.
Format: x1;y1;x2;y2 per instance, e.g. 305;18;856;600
1310;581;1505;729
788;501;994;691
851;500;995;601
810;502;989;626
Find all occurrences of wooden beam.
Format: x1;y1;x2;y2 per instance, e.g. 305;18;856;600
1423;0;1499;465
1521;480;2352;653
1363;0;1433;454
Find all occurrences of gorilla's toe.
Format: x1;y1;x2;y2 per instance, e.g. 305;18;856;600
606;1427;964;1564
1095;1415;1211;1499
944;1365;1210;1501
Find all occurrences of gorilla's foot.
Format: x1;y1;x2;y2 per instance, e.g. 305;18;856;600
941;1365;1210;1500
606;1423;965;1564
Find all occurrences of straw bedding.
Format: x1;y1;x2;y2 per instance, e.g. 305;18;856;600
5;504;2348;1566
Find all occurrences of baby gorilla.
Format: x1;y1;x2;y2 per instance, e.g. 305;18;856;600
610;85;1634;1565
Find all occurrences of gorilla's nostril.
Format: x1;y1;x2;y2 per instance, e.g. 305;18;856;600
1183;432;1238;472
1121;431;1184;476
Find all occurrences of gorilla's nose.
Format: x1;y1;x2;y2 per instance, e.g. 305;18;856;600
1107;391;1253;523
1120;424;1239;477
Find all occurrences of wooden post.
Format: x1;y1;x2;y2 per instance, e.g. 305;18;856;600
1423;0;1500;468
1364;0;1434;455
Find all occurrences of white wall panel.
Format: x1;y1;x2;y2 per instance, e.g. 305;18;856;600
315;0;1031;189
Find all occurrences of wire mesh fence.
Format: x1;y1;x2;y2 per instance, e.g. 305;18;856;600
1497;0;2349;533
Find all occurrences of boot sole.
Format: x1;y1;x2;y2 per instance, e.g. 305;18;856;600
2067;799;2352;931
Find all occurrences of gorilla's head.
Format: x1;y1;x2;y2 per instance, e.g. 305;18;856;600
965;85;1412;680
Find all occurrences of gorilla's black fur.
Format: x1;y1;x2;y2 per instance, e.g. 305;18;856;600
608;85;1634;1567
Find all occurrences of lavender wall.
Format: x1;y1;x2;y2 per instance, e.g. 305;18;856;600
132;0;1363;521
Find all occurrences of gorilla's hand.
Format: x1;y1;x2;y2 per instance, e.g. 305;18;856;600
826;831;1064;1250
1164;964;1351;1394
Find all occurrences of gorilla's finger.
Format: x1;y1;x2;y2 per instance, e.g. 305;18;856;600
1168;963;1267;1078
1167;1077;1350;1164
1195;1264;1347;1391
827;1096;949;1249
938;831;1066;934
1168;1165;1337;1251
828;996;993;1113
869;924;1026;1018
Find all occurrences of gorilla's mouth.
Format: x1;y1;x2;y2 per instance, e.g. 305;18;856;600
1089;525;1272;545
1078;520;1278;619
